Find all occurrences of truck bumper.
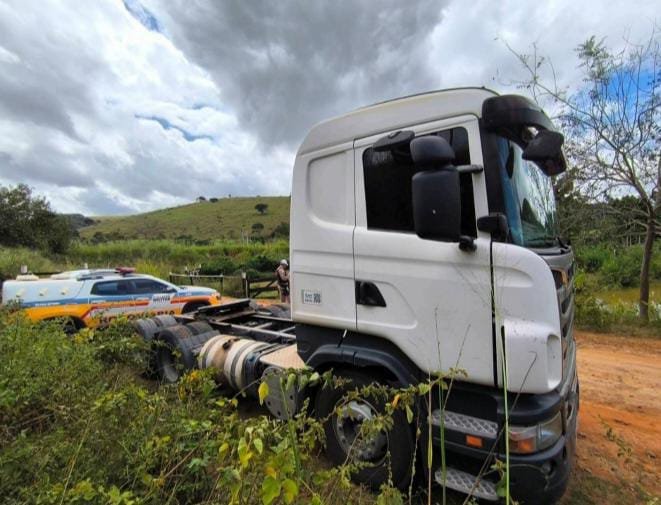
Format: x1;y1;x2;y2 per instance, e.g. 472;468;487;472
430;376;579;504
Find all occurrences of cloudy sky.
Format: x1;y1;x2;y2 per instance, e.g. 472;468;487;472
0;0;657;215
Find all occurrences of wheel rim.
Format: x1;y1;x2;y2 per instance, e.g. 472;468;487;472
333;398;388;464
158;347;180;383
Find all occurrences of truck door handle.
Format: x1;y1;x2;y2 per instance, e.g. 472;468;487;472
356;281;386;307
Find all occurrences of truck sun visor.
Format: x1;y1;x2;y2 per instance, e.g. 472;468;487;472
481;95;555;132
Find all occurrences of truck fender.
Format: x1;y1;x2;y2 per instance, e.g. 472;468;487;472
305;344;419;386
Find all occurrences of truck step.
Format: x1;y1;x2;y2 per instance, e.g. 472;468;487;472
435;467;498;502
430;409;498;438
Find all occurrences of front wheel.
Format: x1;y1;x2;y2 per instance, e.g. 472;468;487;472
315;369;415;490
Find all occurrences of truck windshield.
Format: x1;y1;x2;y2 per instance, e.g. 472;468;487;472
495;136;559;248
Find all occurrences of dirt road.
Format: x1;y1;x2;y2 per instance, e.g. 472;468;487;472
562;331;661;503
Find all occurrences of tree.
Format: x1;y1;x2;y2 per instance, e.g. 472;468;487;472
272;221;290;239
209;197;219;203
251;222;264;234
0;184;72;254
255;203;268;215
197;196;207;202
512;31;660;320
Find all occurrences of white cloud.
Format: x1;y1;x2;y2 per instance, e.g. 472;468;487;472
0;0;657;215
0;0;293;215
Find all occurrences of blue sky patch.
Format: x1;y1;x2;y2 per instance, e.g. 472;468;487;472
123;0;161;33
135;115;214;142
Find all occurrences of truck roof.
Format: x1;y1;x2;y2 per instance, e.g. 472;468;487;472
298;87;499;155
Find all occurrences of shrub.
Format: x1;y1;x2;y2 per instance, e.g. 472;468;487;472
0;247;57;280
0;309;409;505
600;247;642;287
576;245;612;273
199;256;239;275
245;254;279;274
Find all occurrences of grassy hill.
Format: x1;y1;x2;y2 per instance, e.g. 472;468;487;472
79;196;290;241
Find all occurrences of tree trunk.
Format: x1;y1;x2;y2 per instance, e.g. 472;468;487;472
639;216;656;322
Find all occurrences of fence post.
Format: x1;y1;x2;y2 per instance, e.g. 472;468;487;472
241;271;249;298
220;275;224;296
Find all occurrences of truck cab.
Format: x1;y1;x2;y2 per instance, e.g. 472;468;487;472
290;88;578;503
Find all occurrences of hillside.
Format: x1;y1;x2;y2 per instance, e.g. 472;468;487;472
79;196;290;241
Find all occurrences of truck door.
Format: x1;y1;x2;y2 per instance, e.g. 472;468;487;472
353;116;496;386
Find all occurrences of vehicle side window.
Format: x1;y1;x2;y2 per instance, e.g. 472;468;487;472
132;279;172;294
363;126;476;236
91;280;131;296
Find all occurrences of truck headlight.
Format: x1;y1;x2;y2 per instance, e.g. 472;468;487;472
508;411;562;454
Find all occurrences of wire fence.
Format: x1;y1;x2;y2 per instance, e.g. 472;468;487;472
168;272;279;299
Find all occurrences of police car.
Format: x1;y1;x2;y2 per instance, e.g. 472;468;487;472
1;267;221;330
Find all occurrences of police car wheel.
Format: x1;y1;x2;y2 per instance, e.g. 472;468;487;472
63;317;81;335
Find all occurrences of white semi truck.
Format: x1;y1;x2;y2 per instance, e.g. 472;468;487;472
135;88;578;504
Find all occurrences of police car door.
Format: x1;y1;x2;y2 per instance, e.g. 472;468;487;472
87;279;138;324
131;278;177;316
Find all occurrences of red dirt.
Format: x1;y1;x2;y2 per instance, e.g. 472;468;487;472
570;331;661;498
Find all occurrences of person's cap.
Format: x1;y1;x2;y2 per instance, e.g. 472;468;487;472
280;259;288;266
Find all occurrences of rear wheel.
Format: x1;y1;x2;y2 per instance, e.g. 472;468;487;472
154;325;194;383
44;317;84;335
154;325;217;383
185;321;213;335
152;315;178;328
315;369;415;490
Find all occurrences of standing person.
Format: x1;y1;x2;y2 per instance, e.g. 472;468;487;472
275;259;290;303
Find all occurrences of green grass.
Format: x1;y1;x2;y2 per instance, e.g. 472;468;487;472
593;281;661;305
80;196;290;241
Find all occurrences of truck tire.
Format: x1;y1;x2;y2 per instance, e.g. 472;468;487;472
154;324;210;383
133;318;160;342
152;315;178;328
185;321;213;335
315;369;415;490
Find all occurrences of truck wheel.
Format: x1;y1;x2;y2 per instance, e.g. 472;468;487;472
154;325;197;383
133;318;160;342
133;318;161;378
315;369;415;490
155;327;219;383
186;321;213;335
152;315;178;328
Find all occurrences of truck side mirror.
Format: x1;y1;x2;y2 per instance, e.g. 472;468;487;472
410;136;462;244
522;130;566;176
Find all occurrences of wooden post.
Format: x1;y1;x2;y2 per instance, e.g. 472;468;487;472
242;271;249;298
